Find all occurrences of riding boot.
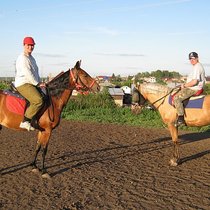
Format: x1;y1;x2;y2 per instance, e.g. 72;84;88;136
23;116;31;122
175;115;186;127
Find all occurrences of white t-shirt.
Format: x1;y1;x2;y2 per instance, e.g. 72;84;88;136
15;53;41;87
186;62;205;90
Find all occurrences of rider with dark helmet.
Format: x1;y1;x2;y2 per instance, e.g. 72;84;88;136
174;52;206;126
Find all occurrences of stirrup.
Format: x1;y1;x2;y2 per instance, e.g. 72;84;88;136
174;117;186;127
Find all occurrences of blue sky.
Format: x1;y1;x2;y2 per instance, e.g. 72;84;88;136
0;0;210;78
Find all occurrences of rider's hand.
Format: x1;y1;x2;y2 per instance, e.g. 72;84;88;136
181;84;185;89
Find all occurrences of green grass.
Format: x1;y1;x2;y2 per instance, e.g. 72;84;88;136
63;106;162;127
62;90;210;132
0;82;9;90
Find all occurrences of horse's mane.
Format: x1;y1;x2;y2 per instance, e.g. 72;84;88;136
47;70;70;97
141;83;172;95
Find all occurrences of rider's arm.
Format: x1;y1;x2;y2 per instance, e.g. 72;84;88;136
183;79;198;88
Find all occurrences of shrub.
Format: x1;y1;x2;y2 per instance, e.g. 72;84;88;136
0;82;9;90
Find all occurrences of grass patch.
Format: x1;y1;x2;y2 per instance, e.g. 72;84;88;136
62;90;210;132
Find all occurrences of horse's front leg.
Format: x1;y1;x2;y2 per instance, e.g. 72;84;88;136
167;123;180;166
36;130;52;178
41;144;48;175
31;141;41;171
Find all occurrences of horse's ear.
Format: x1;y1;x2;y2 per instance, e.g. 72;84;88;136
75;60;81;69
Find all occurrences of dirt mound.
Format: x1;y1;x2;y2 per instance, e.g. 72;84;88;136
0;120;209;210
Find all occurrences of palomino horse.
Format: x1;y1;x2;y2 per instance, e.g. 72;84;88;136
0;61;100;178
132;83;209;166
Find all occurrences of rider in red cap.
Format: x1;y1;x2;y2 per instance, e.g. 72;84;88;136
23;37;36;45
14;36;45;131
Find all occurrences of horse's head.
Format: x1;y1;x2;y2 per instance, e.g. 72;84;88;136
70;61;100;93
131;86;147;114
132;86;146;105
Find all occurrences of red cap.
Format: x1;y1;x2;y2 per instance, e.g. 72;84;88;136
23;37;35;45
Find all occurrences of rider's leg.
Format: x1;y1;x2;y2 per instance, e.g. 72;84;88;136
174;88;197;126
16;84;44;131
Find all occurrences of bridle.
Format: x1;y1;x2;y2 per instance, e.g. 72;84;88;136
70;68;96;94
47;68;97;122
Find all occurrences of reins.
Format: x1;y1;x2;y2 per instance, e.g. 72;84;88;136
45;71;69;123
143;87;180;109
45;85;55;122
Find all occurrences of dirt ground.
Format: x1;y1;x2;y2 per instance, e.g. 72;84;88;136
0;120;209;210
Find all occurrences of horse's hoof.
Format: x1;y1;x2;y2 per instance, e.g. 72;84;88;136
32;168;40;173
169;158;178;166
42;173;51;179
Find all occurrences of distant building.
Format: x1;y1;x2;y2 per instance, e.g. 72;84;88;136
121;86;131;94
0;77;14;82
206;76;210;84
141;76;156;83
108;87;124;107
99;80;115;91
96;76;111;82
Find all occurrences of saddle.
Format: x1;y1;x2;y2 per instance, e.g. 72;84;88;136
3;84;49;129
169;88;205;109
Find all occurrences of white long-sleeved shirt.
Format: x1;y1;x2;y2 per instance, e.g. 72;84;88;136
14;53;41;87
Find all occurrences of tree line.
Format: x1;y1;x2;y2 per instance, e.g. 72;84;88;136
111;69;182;86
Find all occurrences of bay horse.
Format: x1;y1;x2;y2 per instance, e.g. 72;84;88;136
0;61;100;178
132;82;209;166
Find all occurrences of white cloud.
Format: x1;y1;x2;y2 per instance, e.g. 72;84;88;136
166;31;207;36
93;27;119;36
106;0;192;13
35;53;66;58
141;0;192;8
96;52;145;57
65;26;119;36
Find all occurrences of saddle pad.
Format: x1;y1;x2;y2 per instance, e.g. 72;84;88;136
168;95;205;109
6;95;26;115
3;89;25;99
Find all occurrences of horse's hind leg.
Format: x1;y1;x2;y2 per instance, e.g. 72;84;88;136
168;124;180;166
0;124;2;130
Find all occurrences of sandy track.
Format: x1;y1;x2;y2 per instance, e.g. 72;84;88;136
0;120;209;210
